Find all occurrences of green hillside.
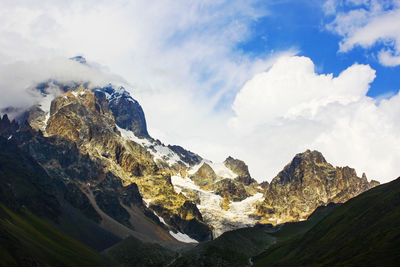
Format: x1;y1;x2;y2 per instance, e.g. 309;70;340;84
0;204;106;267
171;204;336;267
254;177;400;266
105;236;177;267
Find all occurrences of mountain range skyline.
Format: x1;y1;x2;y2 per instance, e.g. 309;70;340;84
1;2;399;266
1;1;399;183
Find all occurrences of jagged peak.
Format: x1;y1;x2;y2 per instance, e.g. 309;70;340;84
273;150;328;184
198;162;216;173
1;113;10;123
97;84;136;103
293;149;327;165
361;172;367;180
223;156;255;185
69;55;87;65
223;156;247;166
224;156;235;162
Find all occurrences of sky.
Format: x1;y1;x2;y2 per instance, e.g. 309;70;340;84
0;0;399;183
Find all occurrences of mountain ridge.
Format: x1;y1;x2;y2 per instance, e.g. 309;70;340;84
0;57;380;245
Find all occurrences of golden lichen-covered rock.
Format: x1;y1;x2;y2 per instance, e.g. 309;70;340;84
221;197;230;211
190;163;218;190
213;178;250;202
20;80;380;240
258;150;380;224
36;85;213;240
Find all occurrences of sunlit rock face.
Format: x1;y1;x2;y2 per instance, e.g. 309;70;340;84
224;156;256;185
14;81;212;242
0;57;380;242
257;150;380;224
18;83;379;239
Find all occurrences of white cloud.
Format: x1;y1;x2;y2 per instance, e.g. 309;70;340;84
0;57;126;111
325;0;400;66
323;0;338;15
1;1;399;185
0;0;280;137
229;56;400;183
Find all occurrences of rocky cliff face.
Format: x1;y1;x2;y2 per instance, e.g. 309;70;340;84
0;57;381;243
0;114;19;136
257;150;380;224
99;85;149;137
224;156;256;185
1;81;213;243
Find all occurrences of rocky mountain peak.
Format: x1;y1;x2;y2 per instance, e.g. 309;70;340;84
0;114;19;136
0;57;384;246
96;85;149;138
190;163;218;190
295;149;327;164
167;145;202;166
275;150;329;184
223;156;255;185
69;55;87;65
258;150;380;224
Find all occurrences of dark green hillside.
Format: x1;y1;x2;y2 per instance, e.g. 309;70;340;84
105;236;177;267
273;202;339;242
170;202;336;267
254;177;400;267
0;204;106;267
172;226;276;267
0;137;60;219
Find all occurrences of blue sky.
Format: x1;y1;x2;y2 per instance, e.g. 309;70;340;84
0;0;400;182
237;0;400;98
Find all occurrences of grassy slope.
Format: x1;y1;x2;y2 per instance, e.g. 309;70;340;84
254;177;400;267
0;204;106;267
105;235;177;267
272;203;338;242
170;204;337;267
172;226;276;267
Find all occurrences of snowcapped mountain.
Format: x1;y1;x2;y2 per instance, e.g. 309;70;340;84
0;57;379;245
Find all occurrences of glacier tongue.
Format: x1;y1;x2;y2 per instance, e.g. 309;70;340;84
171;175;264;237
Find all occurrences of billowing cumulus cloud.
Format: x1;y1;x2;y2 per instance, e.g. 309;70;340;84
228;56;400;183
231;56;375;131
1;1;399;184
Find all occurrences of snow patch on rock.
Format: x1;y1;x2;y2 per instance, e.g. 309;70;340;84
169;231;198;243
152;211;168;226
117;126;152;147
38;93;54;114
188;161;237;179
142;198;151;208
209;162;238;179
117;126;186;167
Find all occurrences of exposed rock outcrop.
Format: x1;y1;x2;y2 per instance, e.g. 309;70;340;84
190;163;218;190
100;85;149;137
0;60;382;243
168;145;202;166
257;150;380;224
224;156;256;185
213;179;250;202
22;82;212;242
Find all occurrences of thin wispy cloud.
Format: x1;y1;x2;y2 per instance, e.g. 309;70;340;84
325;0;400;66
